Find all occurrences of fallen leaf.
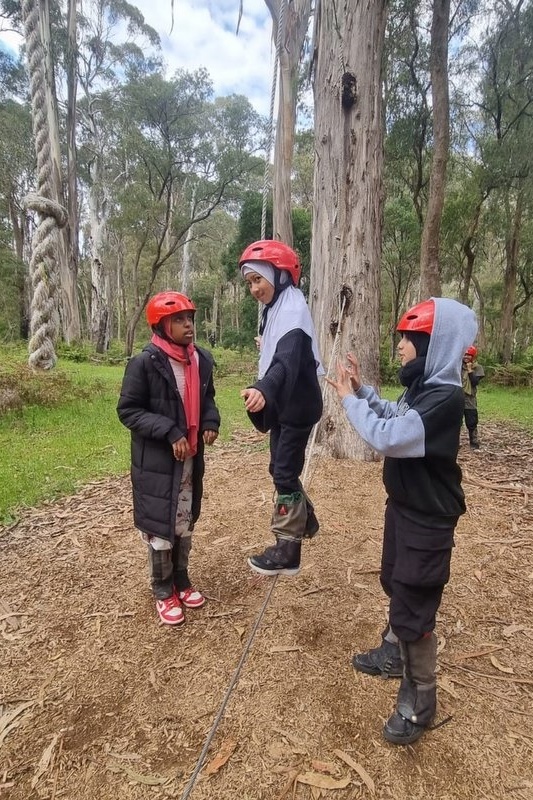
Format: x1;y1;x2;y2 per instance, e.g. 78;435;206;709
296;771;351;790
112;763;169;785
502;624;529;638
0;701;34;747
490;655;514;674
31;733;60;788
333;749;375;794
310;760;337;774
438;676;459;699
204;738;237;776
474;569;483;582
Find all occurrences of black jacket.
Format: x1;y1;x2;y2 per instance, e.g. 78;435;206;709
117;343;220;541
248;329;323;432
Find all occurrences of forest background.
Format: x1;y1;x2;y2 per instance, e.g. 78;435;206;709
1;1;533;386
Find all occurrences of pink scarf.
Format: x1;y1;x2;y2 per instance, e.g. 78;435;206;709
151;326;200;456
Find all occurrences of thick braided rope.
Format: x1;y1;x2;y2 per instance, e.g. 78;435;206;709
22;0;67;370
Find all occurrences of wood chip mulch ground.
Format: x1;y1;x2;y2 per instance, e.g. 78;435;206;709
1;422;533;800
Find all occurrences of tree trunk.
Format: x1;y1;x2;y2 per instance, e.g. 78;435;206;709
64;0;81;341
88;144;111;352
265;0;312;245
500;187;523;364
419;0;451;300
310;1;388;460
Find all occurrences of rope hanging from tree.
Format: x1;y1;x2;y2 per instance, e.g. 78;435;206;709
260;0;286;240
22;0;67;370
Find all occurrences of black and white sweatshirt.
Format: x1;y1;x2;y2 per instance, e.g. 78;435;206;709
341;298;478;526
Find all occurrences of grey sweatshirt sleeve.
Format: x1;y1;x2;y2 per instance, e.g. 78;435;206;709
356;384;398;418
341;393;425;458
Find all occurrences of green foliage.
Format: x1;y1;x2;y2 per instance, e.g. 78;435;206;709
0;353;253;523
0;362;109;414
210;345;256;378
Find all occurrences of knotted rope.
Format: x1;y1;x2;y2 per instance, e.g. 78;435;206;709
22;0;67;370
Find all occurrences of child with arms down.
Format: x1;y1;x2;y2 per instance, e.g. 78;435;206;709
117;292;220;626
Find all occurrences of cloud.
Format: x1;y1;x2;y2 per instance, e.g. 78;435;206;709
122;0;276;116
0;1;276;116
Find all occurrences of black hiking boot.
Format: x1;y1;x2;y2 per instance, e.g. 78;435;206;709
469;427;480;449
248;537;301;577
383;679;436;745
352;638;403;678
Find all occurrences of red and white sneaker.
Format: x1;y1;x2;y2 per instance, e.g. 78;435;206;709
178;587;206;608
156;593;185;625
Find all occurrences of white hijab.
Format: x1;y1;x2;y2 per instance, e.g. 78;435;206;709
241;261;324;379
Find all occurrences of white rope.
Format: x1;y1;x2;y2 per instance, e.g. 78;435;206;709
260;0;286;241
178;576;278;800
301;293;348;488
22;0;67;370
177;289;348;800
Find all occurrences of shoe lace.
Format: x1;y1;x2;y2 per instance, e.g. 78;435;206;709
164;594;181;609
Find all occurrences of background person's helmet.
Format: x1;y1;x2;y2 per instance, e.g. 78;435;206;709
239;239;301;286
146;292;196;327
465;345;478;358
396;299;435;334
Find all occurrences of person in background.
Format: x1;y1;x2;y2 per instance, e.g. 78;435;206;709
462;345;485;449
239;240;324;577
327;297;478;745
117;292;220;626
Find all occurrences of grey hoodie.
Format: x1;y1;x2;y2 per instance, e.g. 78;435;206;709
341;298;478;524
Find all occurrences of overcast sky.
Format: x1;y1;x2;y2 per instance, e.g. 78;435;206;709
0;0;277;116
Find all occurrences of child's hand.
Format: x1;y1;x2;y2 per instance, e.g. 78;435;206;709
203;430;218;445
346;352;362;391
172;436;191;461
240;388;266;412
254;335;262;350
325;360;354;400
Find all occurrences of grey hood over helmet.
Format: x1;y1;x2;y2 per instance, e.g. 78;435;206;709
424;298;478;387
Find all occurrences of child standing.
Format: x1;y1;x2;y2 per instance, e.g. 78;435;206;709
117;292;220;626
239;240;324;577
327;298;477;745
462;345;484;449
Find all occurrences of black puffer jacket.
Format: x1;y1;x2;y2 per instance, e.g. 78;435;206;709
117;343;220;541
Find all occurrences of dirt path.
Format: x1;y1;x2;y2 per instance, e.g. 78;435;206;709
1;423;533;800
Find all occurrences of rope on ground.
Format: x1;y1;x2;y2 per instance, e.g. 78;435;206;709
178;576;279;800
22;0;67;371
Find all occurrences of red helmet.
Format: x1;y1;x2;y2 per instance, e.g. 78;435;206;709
239;239;301;286
146;292;196;327
465;345;477;358
397;299;435;334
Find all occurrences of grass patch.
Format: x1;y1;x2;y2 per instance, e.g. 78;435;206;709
0;356;254;523
1;353;532;524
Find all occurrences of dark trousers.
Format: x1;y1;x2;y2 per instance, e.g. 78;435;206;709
464;407;478;431
147;536;192;599
380;500;455;642
269;423;313;494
